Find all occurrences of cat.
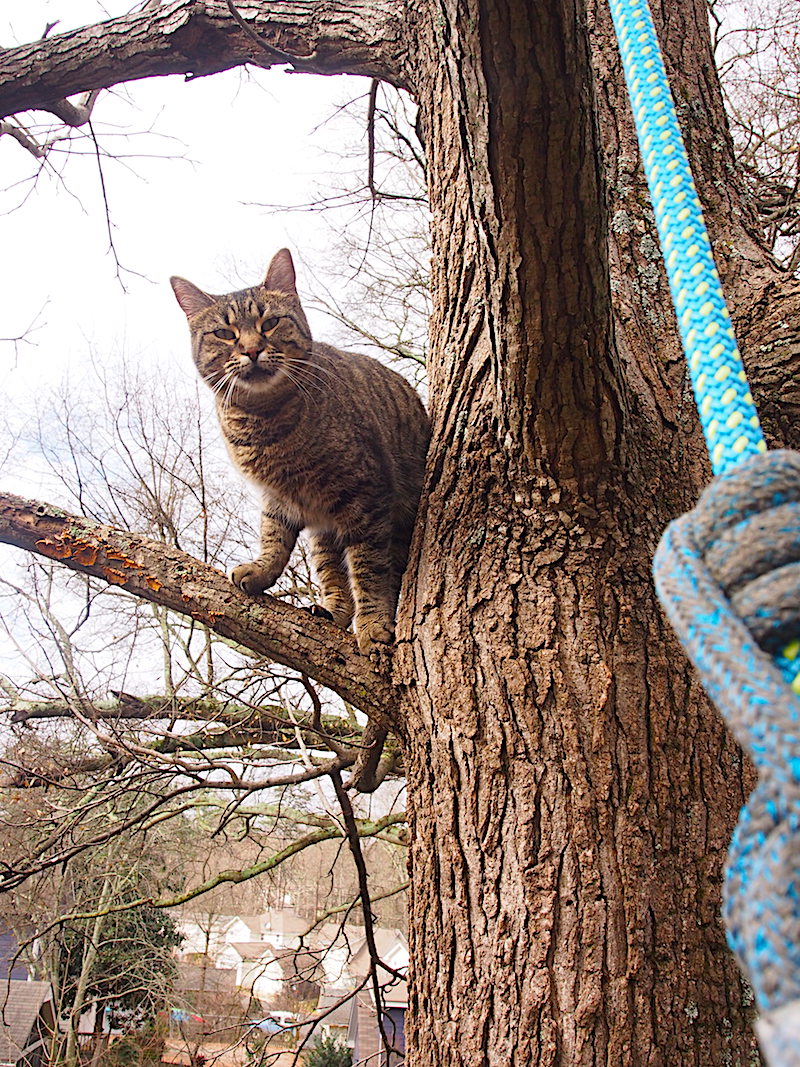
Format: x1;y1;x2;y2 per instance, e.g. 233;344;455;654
171;248;429;654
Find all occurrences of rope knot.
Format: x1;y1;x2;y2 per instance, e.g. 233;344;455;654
653;449;800;1019
690;449;800;662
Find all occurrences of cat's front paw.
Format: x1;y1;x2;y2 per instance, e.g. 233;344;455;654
230;560;282;596
355;617;394;655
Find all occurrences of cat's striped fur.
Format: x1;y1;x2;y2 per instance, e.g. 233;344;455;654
171;249;429;653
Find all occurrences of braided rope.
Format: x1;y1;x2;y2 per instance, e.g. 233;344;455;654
605;0;800;695
607;0;765;475
605;0;800;1055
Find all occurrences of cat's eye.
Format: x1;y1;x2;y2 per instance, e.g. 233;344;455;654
260;317;280;333
213;328;237;341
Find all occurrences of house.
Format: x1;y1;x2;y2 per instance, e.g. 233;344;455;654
214;943;284;1003
317;930;408;1065
346;979;407;1067
215;942;321;1008
174;914;261;960
221;916;262;946
0;981;56;1067
310;987;351;1042
312;925;366;989
260;911;308;950
347;930;408;983
175;910;310;963
174;910;404;1026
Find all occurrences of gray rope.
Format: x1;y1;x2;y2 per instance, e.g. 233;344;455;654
653;450;800;1026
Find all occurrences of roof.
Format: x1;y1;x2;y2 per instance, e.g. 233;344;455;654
223;916;262;938
262;910;309;936
176;962;236;993
315;987;354;1028
226;942;276;961
380;979;408;1009
348;930;408;977
315;923;366;948
0;981;54;1065
273;949;322;983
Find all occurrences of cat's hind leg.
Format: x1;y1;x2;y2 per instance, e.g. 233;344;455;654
231;501;299;595
308;531;354;630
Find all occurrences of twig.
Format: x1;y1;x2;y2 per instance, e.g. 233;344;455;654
367;79;379;202
330;769;405;1063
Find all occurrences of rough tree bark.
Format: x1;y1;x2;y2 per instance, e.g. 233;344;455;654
2;0;800;1063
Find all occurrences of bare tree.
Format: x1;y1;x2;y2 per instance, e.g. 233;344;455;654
710;0;800;267
0;363;409;1061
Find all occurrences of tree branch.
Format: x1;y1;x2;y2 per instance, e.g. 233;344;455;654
33;810;406;925
0;0;409;122
0;119;47;157
5;692;358;739
0;493;396;724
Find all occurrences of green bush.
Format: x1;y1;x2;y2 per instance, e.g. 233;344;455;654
105;1027;165;1065
303;1033;352;1067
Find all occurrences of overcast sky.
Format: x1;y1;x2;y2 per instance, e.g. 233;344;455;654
0;1;418;710
1;1;374;427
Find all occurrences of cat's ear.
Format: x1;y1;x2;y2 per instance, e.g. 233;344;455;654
263;248;297;295
170;277;215;318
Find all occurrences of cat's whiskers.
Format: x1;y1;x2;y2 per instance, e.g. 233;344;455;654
223;369;240;411
279;363;317;406
210;367;239;412
291;355;336;381
286;358;340;397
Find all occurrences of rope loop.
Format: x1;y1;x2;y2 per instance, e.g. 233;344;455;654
653;450;800;1017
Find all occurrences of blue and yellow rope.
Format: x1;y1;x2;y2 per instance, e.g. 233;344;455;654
607;0;765;474
606;0;800;692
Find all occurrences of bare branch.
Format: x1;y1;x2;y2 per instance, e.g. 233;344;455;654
42;88;101;127
0;119;46;157
330;769;405;1061
0;493;396;725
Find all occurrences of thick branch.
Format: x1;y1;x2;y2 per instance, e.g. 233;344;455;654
0;0;409;121
6;693;359;742
0;493;395;724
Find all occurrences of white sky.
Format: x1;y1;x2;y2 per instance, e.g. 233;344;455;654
1;1;373;431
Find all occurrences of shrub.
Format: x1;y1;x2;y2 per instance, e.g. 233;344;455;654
303;1033;352;1067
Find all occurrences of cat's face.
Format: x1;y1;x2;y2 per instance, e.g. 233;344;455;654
171;249;312;407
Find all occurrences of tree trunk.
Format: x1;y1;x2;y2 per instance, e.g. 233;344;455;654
395;0;773;1063
63;875;114;1067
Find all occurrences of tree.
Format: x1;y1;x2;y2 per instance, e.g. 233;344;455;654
2;2;800;1065
0;804;183;1067
710;0;800;267
302;1033;352;1067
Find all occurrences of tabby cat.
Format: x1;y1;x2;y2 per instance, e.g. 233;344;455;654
171;248;429;653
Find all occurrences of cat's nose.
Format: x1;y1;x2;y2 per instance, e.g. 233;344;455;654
239;338;263;360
